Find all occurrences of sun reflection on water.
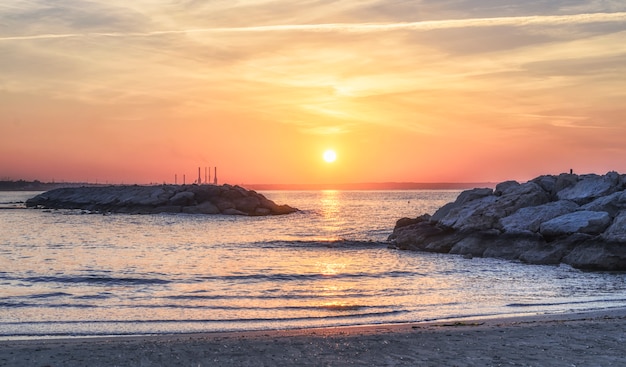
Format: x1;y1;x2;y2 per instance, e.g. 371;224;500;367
319;190;342;238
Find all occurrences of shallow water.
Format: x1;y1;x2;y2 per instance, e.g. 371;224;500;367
1;190;625;339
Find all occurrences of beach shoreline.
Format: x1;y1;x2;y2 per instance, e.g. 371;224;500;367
2;308;625;366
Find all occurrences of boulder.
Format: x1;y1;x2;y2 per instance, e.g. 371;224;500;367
539;211;611;238
601;210;626;242
436;195;498;230
500;200;579;233
556;172;620;204
482;232;547;261
222;208;248;216
391;221;455;251
233;196;261;213
449;232;495;257
518;233;591;265
553;173;579;196
530;175;557;195
437;182;549;232
582;190;626;217
562;241;626;271
169;191;195;206
494;180;520;196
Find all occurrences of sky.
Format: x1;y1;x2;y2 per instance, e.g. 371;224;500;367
1;1;626;186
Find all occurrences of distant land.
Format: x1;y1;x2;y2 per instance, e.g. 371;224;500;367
0;180;71;191
243;182;497;191
0;180;496;192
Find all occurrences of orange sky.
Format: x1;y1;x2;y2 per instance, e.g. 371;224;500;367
1;2;626;185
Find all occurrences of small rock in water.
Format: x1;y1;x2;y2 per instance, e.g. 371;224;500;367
26;184;298;217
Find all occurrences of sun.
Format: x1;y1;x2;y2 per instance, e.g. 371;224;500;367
323;149;337;163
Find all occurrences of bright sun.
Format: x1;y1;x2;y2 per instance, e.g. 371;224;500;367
323;149;337;163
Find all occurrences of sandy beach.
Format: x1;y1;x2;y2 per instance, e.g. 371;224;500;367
1;309;625;367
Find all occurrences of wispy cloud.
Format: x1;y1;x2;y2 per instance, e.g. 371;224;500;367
2;12;625;41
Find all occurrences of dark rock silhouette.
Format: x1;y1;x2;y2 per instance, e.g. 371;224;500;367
26;184;298;216
389;172;626;271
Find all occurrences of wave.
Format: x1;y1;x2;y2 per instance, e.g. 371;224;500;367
252;239;388;249
507;298;626;308
21;275;170;285
0;309;405;327
195;270;421;283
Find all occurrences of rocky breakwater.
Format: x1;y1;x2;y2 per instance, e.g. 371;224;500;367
389;172;626;270
26;184;298;216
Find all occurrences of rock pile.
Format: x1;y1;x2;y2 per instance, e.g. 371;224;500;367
26;184;298;216
389;172;626;270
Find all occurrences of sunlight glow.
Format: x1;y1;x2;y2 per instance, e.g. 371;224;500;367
323;150;337;163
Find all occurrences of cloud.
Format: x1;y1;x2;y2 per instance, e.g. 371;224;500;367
1;12;625;41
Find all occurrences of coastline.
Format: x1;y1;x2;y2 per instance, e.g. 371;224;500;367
2;308;625;366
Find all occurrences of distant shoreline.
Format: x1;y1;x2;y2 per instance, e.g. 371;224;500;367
1;180;496;192
245;182;496;191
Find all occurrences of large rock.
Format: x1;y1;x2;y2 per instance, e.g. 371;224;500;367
601;210;626;242
436;182;549;232
562;241;626;271
539;211;611;237
388;171;626;271
26;184;298;216
556;172;620;204
582;190;626;217
500;200;579;233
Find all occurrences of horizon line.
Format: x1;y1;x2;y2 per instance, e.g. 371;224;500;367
0;179;497;190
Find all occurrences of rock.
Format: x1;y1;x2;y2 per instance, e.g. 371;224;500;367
436;195;498;230
388;171;626;270
539;211;611;238
601;210;626;242
500;200;579;233
449;232;494;257
391;221;455;251
582;190;626;217
169;191;195;206
556;173;620;204
254;207;272;216
553;173;579;196
494;180;519;196
482;232;547;261
212;197;235;211
183;201;220;214
455;188;494;205
530;175;557;196
394;215;430;230
270;204;299;215
26;184;298;216
518;233;591;265
562;240;626;271
152;205;182;214
430;188;493;223
437;182;549;232
233;196;261;213
222;208;248;216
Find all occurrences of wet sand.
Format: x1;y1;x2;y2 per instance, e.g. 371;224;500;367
1;309;625;366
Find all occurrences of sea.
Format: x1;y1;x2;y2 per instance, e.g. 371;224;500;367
1;189;626;340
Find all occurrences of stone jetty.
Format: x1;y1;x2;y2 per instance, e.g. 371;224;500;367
389;172;626;270
26;184;298;216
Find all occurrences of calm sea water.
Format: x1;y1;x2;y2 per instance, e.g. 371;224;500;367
1;190;626;339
